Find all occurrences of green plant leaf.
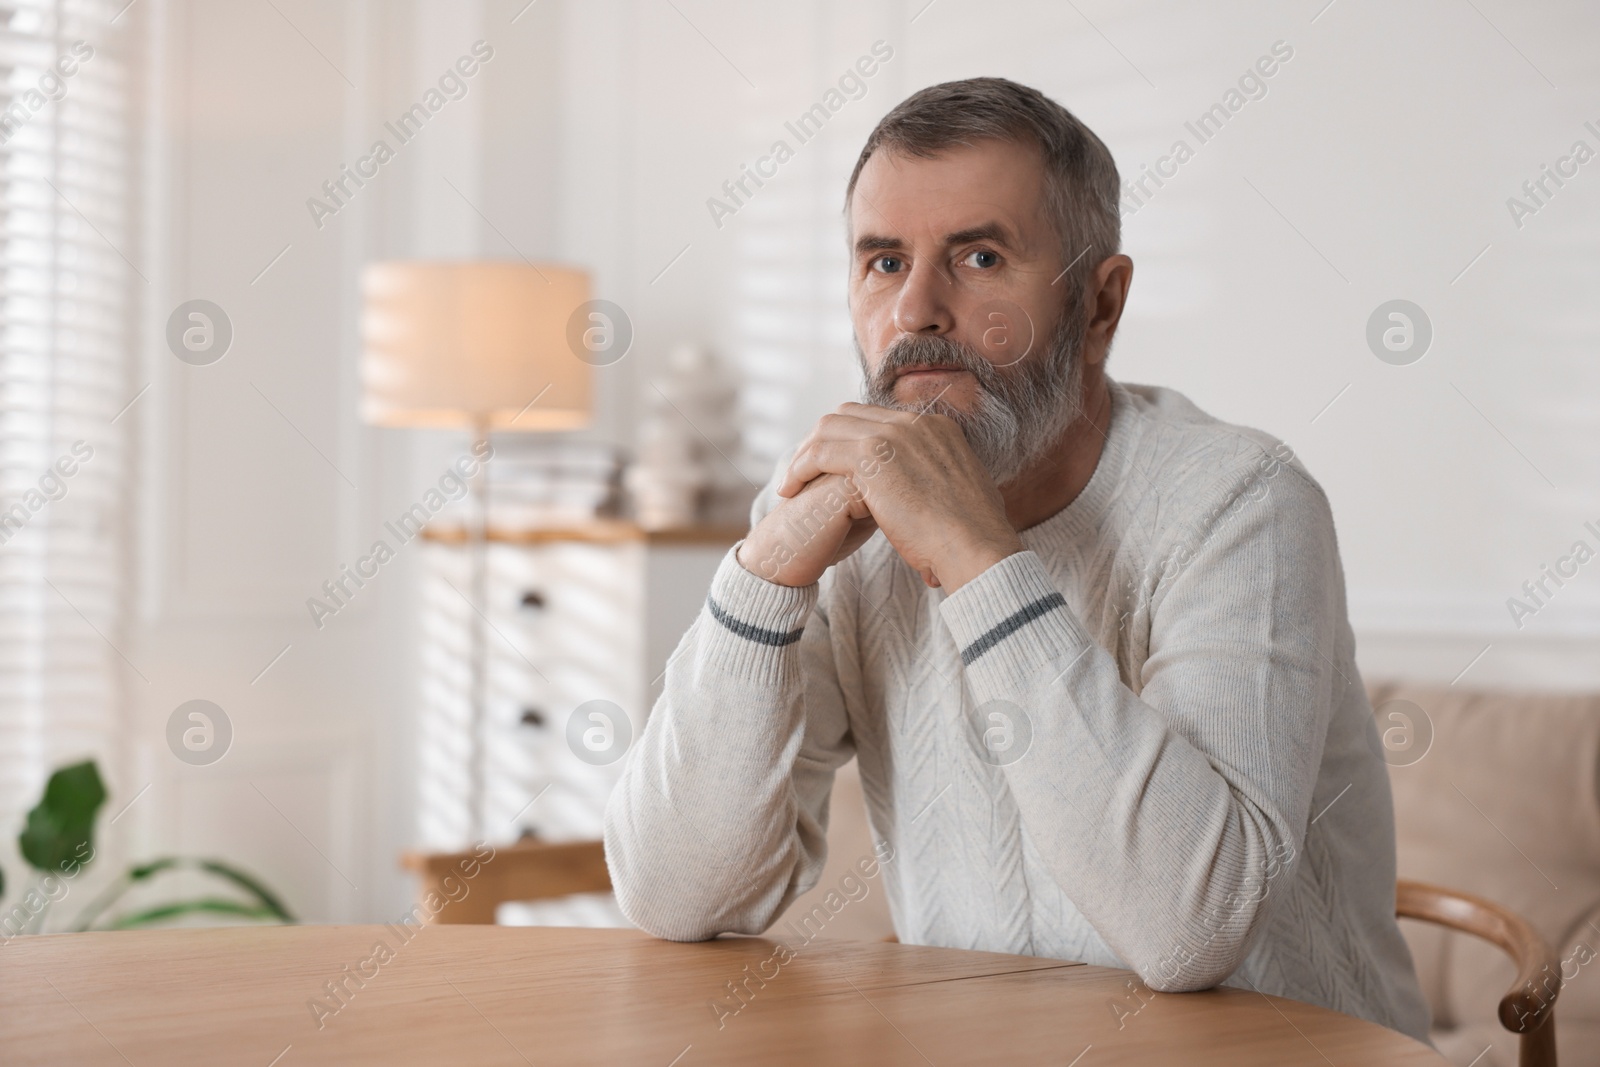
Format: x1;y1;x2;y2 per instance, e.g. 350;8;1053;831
107;897;280;930
18;761;106;872
128;858;184;881
71;857;296;931
196;860;295;922
69;871;134;933
70;860;182;933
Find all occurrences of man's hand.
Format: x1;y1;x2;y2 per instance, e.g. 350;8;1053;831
776;403;1024;592
736;473;880;587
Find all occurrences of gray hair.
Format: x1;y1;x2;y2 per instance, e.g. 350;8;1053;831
845;76;1121;296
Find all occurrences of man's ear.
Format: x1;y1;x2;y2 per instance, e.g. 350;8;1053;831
1083;254;1134;366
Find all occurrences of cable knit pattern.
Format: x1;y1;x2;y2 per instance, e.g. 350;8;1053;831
604;378;1433;1044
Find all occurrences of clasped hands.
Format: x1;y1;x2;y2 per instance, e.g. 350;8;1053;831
736;403;1024;593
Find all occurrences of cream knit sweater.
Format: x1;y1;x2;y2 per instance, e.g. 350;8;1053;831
605;378;1433;1043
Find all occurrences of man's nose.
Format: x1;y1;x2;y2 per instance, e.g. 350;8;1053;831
892;261;954;335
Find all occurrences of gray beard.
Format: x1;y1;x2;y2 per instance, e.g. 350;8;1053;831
857;306;1086;487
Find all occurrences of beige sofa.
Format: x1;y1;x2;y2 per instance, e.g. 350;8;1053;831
1374;680;1600;1066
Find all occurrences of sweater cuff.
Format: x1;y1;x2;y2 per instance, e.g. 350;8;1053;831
939;550;1091;692
698;542;820;683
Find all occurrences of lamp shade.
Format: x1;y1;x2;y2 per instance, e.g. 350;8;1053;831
360;260;593;430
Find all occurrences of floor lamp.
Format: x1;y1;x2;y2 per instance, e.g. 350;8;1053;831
360;261;592;842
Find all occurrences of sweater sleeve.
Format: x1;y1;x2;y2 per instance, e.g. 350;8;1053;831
602;544;855;940
937;458;1339;991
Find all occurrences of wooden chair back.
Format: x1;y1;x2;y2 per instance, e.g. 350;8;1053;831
1397;878;1561;1067
399;839;610;925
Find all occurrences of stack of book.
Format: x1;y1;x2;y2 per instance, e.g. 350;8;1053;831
487;440;621;528
625;341;754;529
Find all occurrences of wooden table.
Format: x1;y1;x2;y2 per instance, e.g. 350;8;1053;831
1;925;1447;1065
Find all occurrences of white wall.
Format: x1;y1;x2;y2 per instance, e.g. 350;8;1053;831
551;0;1600;689
120;0;1600;925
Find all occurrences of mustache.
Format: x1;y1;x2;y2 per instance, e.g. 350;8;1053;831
865;334;1005;405
855;301;1085;487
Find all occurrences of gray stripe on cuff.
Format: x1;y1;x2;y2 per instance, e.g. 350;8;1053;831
707;596;805;648
960;593;1068;665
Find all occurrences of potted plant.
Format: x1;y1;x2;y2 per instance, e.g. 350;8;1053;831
0;760;293;935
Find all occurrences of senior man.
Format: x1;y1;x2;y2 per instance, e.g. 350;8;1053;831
604;77;1431;1043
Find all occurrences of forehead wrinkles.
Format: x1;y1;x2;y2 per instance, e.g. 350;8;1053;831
848;145;1053;253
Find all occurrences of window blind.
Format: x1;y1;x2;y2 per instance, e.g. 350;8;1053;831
0;0;129;848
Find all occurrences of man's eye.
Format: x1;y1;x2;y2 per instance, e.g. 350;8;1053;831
871;256;903;274
963;249;999;269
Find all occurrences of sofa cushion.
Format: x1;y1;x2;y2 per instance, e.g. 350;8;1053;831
1370;680;1600;1065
